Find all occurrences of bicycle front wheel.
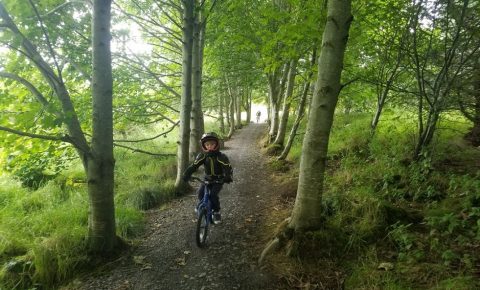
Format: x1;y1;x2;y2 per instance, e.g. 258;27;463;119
195;207;209;247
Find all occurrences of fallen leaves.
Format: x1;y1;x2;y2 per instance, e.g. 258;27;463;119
133;255;152;270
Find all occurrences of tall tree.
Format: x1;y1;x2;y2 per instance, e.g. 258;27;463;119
190;0;210;156
175;0;195;188
89;0;115;252
267;63;290;142
289;0;352;231
408;0;480;158
273;58;298;147
260;0;352;263
460;60;480;145
0;0;116;253
278;49;317;160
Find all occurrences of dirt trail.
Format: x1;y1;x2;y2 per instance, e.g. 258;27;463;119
78;124;285;290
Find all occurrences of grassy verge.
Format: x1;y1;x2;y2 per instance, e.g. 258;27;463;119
266;111;480;289
0;123;179;289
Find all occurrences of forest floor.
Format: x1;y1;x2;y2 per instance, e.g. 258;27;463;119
72;123;295;290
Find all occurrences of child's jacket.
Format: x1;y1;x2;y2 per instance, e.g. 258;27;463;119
183;151;233;182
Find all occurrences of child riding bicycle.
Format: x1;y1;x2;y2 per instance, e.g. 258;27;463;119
183;132;233;224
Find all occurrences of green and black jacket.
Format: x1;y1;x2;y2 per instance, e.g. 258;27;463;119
183;151;233;181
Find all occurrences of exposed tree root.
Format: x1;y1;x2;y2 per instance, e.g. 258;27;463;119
258;217;294;265
258;237;280;265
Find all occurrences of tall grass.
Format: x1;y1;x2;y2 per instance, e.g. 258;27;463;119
0;123;179;288
283;110;480;289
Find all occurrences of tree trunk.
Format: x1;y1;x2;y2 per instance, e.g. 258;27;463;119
268;63;289;143
463;61;480;145
415;108;440;158
289;0;352;231
225;75;237;132
227;93;235;138
219;93;225;134
190;5;205;158
370;18;408;134
245;88;252;123
236;88;242;128
370;67;398;132
410;0;472;160
87;0;116;253
278;50;317;160
175;0;195;189
0;2;119;253
274;59;297;147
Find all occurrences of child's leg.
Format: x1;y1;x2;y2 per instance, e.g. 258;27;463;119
197;184;205;201
209;184;223;212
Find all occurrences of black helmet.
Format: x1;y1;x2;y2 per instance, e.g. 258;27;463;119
200;132;220;152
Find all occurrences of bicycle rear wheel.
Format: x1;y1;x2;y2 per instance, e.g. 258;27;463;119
196;207;209;247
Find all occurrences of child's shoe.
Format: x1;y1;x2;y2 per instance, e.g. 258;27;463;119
194;201;201;214
212;212;222;224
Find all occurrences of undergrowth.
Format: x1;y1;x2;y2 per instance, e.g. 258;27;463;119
0;123;179;289
273;111;480;289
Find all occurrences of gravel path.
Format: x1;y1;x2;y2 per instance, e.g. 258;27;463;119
78;123;285;290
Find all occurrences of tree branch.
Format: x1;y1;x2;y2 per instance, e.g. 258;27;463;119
28;0;64;82
113;143;176;156
114;121;179;142
0;125;71;143
29;0;92;19
0;71;51;107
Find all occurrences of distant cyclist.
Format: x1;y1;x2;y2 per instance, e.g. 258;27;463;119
183;132;233;224
256;110;261;123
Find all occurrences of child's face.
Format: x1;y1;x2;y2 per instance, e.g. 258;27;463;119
204;140;217;151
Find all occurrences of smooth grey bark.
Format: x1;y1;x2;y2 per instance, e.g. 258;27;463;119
189;2;205;157
225;75;237;133
227;92;235;138
224;75;235;138
267;62;290;143
273;59;298;147
88;0;116;252
235;87;242;128
175;0;195;188
289;0;352;231
278;50;317;160
219;93;225;134
244;88;252;123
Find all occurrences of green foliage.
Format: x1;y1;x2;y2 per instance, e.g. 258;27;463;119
31;230;88;288
116;207;145;239
3;142;75;189
267;159;290;172
345;247;412;290
434;276;478;290
116;180;176;211
0;123;178;288
286;108;480;288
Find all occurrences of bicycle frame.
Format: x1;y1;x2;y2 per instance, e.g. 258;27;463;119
191;176;219;223
198;180;213;225
190;176;222;247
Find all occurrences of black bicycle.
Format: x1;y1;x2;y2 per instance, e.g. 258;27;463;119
189;176;223;248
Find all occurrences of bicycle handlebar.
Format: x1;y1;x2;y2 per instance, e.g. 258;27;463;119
189;176;224;184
